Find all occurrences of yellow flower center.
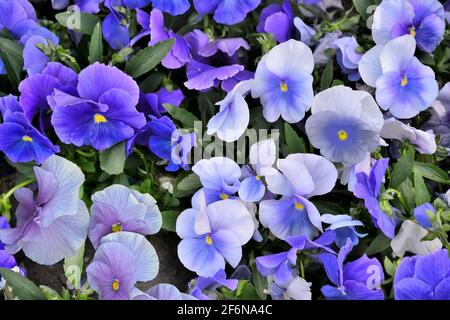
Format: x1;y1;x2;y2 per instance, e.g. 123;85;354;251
111;223;122;233
112;279;120;291
205;234;213;245
220;193;229;200
295;202;304;210
94;114;107;123
337;130;348;141
409;27;416;37
280;81;288;92
401;76;408;87
255;175;261;181
22;135;33;142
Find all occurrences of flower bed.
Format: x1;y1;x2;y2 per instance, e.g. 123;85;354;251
0;0;449;301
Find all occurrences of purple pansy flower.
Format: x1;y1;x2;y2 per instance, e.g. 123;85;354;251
102;12;130;50
176;193;254;277
372;0;445;53
23;34;59;76
353;158;398;239
151;0;191;15
423;83;450;148
147;116;197;172
316;239;385;300
190;269;238;300
133;283;196;300
191;157;241;207
51;62;146;151
305;85;384;164
260;153;338;240
394;249;450;300
313;30;341;66
87;231;159;300
184;60;244;91
193;0;261;25
413;202;436;229
0;216;9;250
0;0;36;37
88;184;162;248
137;88;185;118
321;214;367;248
257;0;294;43
0;109;60;164
334;36;363;81
0;156;88;265
359;35;438;119
252;39;314;123
238;139;278;202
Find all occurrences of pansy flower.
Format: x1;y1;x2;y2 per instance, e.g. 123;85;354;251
252;39;314;123
316;239;385;300
238;139;278;202
193;0;261;25
102;12;130;50
334;36;363;81
51;62;146;151
190;269;238;300
0;156;88;265
321;214;366;248
305;85;384;164
257;0;294;43
293;17;316;46
353;158;398;239
89;184;162;248
133;283;196;300
359;35;439;119
147;116;197;172
260;153;338;240
191;157;241;207
176;193;254;277
423;82;450;148
372;0;445;53
269;276;312;300
86;231;159;300
137;88;185;118
381;117;437;154
394;249;450;300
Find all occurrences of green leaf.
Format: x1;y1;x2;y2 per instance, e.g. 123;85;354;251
0;37;24;87
252;269;268;300
55;12;100;34
397;179;415;213
365;233;391;255
413;161;450;185
414;168;430;206
320;61;334;90
125;39;175;78
0;268;46;300
64;243;85;290
383;257;396;277
161;210;180;232
284;123;306;154
353;0;379;20
163;103;200;129
99;142;126;175
88;22;103;64
390;146;415;187
176;173;202;191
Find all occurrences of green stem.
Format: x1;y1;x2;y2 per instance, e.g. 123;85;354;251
3;179;35;201
133;148;152;180
76;150;96;158
299;257;305;279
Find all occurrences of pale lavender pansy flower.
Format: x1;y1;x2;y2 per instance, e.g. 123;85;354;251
334;36;363;81
372;0;445;53
51;62;146;151
394;249;450;300
339;152;371;192
193;0;261;25
321;214;367;248
252;39;314;123
184;60;244;91
305;86;384;164
391;220;442;257
313;30;341;66
260;153;338;240
190;269;238;300
86;231;159;300
176;193;254;277
353;158;398;239
238;139;278;202
424;82;450;148
269;276;312;300
257;0;294;43
359;35;439;119
133;283;196;300
0;156;88;265
381;117;437;154
191;157;241;207
88;184;162;248
206;80;253;142
317;239;385;300
293;17;316;46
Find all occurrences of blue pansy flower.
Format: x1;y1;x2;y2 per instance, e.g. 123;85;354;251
413;202;436;229
193;0;261;25
321;214;367;248
334;36;363;81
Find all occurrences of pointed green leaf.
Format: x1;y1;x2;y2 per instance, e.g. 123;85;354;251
390;146;415;187
55;12;100;35
0;268;46;300
0;37;24;87
99;142;126;175
284;123;306;154
88;22;103;64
